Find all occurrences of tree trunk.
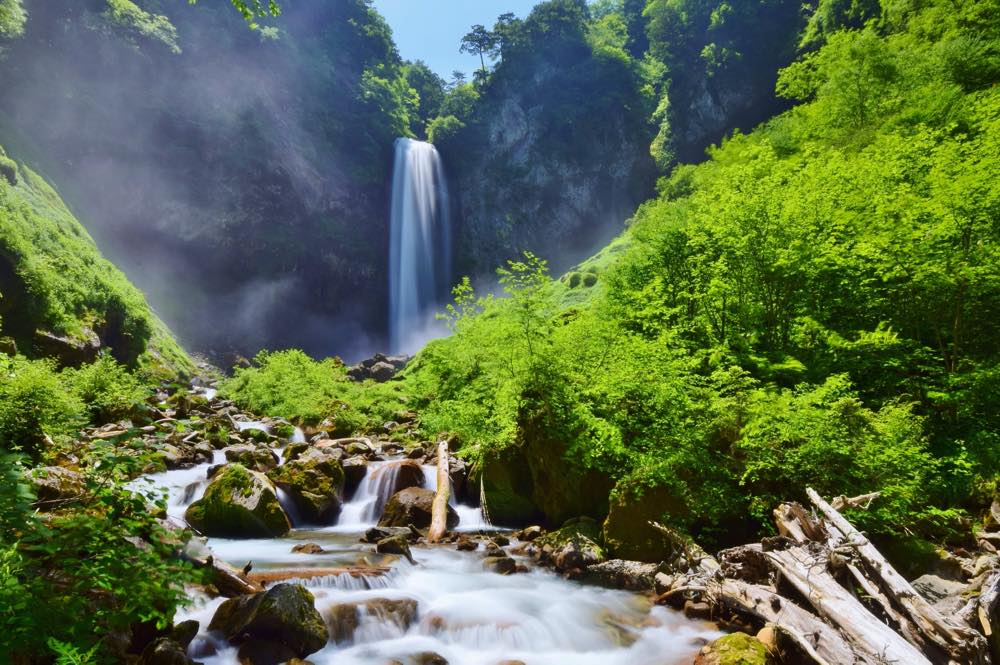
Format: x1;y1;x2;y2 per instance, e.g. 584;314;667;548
427;440;450;543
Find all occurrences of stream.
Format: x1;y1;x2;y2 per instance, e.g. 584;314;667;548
135;424;721;665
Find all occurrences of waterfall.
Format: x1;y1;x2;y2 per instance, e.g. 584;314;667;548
388;137;452;354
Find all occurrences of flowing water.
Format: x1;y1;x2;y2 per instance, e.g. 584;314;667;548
388;138;452;354
142;448;720;664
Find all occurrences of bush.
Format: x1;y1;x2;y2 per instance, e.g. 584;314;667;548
0;356;85;459
63;355;147;423
0;154;17;185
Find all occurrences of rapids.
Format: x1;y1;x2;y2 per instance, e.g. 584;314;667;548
140;444;721;664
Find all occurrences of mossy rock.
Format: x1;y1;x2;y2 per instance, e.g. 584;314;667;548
378;486;458;529
694;632;772;665
603;482;691;563
480;456;541;526
534;520;605;572
209;583;328;658
267;449;345;524
185;464;290;538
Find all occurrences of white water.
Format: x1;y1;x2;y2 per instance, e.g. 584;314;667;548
388;138;452;354
129;450;226;522
137;446;718;664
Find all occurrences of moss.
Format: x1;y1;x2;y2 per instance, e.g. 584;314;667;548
697;633;770;665
567;272;582;288
603;482;691;563
0;155;17;185
581;272;598;287
185;464;290;537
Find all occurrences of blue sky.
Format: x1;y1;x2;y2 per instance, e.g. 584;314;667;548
371;0;540;78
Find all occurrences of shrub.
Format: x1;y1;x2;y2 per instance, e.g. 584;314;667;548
0;356;84;459
63;354;147;423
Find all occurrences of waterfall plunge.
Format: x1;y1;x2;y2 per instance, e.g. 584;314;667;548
388;138;452;354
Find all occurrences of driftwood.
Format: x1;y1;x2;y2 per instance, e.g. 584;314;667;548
806;488;986;664
709;578;858;665
427;440;450;543
766;545;931;664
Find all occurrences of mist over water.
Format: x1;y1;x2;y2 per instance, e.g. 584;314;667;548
389;138;452;354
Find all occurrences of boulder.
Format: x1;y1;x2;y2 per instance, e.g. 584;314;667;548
267;449;345;524
378;487;458;529
383;459;425;495
325;598;418;644
376;534;415;563
694;632;771;665
224;444;278;472
185;464;291;538
581;559;658;591
32;328;100;367
483;556;517;575
291;543;326;555
912;574;969;614
514;525;544;542
342;456;368;499
208;583;328;658
138;638;193;665
362;526;413;543
237;639;297;665
30;466;84;508
534;520;605;573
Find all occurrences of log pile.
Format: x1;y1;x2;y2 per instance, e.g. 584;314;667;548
662;488;1000;665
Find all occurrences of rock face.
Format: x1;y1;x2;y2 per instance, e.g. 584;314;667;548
693;632;771;665
208;583;328;659
378;487;458;529
267;448;345;524
602;483;691;563
32;328;101;367
185;464;291;538
347;354;410;382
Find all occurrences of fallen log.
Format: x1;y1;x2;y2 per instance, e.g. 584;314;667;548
774;503;826;544
766;545;931;665
709;578;858;665
427;440;450;543
806;487;987;664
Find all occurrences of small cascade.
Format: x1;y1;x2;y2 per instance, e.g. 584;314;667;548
334;461;407;530
291;427;306;443
388;137;452;354
129;450;226;522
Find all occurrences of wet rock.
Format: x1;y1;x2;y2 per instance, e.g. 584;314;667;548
694;632;771;665
684;600;712;620
170;620;200;650
267;449;345;524
138;638;193;665
514;525;544;541
654;572;675;595
224;444;279;472
362;526;412;543
325;598;417;644
456;536;478;551
376;534;415;564
237;639;297;665
30;466;84;509
282;442;311;463
483;556;517;575
582;559;658;591
185;464;291;538
412;653;448;665
491;534;510;546
407;447;425;460
534;521;605;573
386;459;426;494
325;602;360;643
484;541;505;557
379;487;459;530
342;456;368;498
209;583;328;658
291;543;326;554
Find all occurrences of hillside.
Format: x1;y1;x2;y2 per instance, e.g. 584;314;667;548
0;143;190;373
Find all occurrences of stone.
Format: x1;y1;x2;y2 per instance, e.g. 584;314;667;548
209;583;328;658
185;464;291;538
406;447;425;460
483;556;517;575
139;638;193;665
267;449;345;524
30;466;84;509
369;361;397;382
325;598;418;644
33;327;100;367
224;444;279;472
412;653;447;665
684;600;712;620
534;521;605;573
170;620;200;650
912;574;968;613
362;526;412;543
456;537;478;551
514;525;544;541
378;487;459;529
581;559;658;591
376;535;415;564
237;639;297;665
342;456;368;498
693;632;771;665
291;543;326;555
654;572;675;594
0;336;17;356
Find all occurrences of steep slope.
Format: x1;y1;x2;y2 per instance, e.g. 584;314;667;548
0;143;190;373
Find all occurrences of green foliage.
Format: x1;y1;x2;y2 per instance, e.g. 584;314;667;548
104;0;181;53
0;356;84;459
0;0;25;38
220;349;405;432
0;440;194;660
63;355;147;423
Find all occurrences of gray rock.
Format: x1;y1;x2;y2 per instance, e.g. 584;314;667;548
208;583;328;658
